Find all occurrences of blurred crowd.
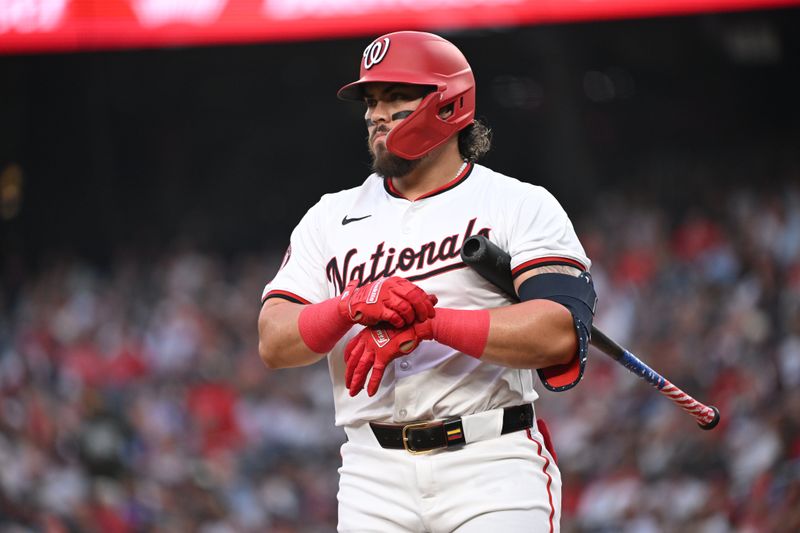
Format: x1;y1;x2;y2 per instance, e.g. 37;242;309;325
1;176;799;532
0;250;341;532
545;178;800;532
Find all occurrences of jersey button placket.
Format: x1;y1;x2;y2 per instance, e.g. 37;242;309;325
394;371;416;421
401;204;419;236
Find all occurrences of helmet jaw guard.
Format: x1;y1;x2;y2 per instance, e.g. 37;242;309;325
338;31;476;160
385;87;475;160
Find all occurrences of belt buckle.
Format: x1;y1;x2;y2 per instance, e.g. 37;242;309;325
402;421;441;455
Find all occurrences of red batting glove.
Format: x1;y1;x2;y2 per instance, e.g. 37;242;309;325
338;277;437;328
344;322;434;397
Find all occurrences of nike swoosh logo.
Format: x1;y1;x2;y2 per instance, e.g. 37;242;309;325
342;214;372;225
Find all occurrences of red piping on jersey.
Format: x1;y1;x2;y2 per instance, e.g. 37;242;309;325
384;161;473;201
512;256;586;278
263;289;311;305
526;427;555;533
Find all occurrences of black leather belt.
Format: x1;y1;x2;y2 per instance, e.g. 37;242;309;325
369;404;533;454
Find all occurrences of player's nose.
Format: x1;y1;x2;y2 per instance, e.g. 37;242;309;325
367;101;393;124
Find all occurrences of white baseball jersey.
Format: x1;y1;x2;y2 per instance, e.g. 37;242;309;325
262;162;590;428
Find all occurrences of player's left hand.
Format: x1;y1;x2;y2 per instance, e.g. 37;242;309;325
339;277;438;328
344;322;433;397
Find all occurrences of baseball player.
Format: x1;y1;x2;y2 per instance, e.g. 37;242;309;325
258;31;597;532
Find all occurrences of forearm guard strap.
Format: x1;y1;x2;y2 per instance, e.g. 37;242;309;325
518;272;597;392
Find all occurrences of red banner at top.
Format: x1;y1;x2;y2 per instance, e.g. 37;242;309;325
0;0;797;54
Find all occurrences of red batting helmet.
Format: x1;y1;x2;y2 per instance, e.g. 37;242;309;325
337;31;476;160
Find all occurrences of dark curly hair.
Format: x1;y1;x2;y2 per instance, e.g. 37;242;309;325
458;119;492;162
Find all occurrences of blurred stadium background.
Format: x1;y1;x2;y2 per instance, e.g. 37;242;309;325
2;1;800;531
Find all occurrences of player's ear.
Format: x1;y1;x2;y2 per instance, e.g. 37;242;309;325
438;102;455;120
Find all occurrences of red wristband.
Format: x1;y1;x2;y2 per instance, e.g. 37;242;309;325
428;308;490;358
297;297;353;354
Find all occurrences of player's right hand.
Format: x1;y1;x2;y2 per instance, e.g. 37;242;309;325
344;322;432;397
338;277;437;328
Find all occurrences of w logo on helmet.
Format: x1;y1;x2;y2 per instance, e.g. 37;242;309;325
363;37;390;70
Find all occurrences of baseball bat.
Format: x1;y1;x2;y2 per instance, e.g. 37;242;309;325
460;235;720;431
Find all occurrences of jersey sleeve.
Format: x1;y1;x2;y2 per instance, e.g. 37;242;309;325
506;186;590;280
505;185;592;392
261;198;330;305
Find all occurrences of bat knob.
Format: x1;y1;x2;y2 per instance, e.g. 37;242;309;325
698;406;721;431
461;235;485;261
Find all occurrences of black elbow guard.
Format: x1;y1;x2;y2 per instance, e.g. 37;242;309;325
518;272;597;392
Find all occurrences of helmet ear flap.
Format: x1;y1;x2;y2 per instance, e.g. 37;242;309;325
385;92;447;160
385;87;475;160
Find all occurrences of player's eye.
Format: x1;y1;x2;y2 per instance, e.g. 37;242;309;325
364;98;377;108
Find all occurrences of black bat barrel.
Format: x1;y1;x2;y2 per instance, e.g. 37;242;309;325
460;235;516;298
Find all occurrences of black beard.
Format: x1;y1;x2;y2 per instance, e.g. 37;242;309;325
369;143;420;178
